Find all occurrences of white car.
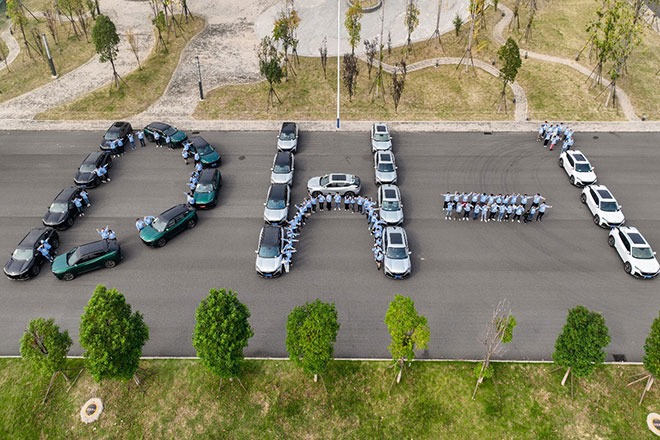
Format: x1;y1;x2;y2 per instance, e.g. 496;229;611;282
378;184;404;225
559;150;597;187
263;183;290;224
307;173;361;197
383;226;411;279
277;122;298;152
270;151;294;185
374;151;398;184
371;122;392;152
581;184;625;228
608;226;660;279
255;224;285;278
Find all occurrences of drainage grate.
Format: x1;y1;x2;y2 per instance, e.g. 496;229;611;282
483;131;493;135
592;135;599;140
613;354;627;362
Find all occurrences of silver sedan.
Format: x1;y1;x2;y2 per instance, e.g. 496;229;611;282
307;173;361;197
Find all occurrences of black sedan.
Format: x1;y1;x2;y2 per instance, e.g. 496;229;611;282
42;187;83;229
4;227;59;280
143;122;187;147
74;151;112;187
100;121;133;152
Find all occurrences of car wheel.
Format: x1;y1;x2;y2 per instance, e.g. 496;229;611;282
624;262;632;274
50;237;59;249
186;219;197;229
30;264;40;277
156;237;167;248
569;175;576;185
311;191;321;198
345;192;355;197
608;235;615;247
593;215;600;226
62;272;74;281
66;217;74;227
558;158;564;168
104;260;116;268
580;193;586;204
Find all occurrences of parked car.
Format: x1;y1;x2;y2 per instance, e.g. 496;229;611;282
42;187;83;229
143;122;188;147
139;204;198;247
255;224;284;278
383;226;411;279
371;122;392;152
4;227;59;280
378;184;404;225
608;226;659;279
581;184;625;228
374;150;398;184
100;121;132;152
74;151;112;187
192;169;222;209
187;136;221;168
270;151;294;185
277;122;298;152
307;173;361;197
51;239;121;281
559;150;597;187
264;183;290;224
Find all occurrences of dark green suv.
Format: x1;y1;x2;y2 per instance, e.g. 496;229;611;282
51;239;121;281
139;204;198;247
192;169;222;209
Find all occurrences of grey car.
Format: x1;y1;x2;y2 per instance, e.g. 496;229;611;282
255;224;284;278
270;151;294;185
306;173;361;197
264;183;290;224
277;122;298;152
374;151;398;184
383;226;411;279
371;122;392;152
378;184;404;225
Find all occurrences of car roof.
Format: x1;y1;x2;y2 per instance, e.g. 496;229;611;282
386;226;407;245
17;228;49;249
374;123;388;132
329;174;355;182
383;188;398;199
628;232;648;245
190;136;209;148
159;204;190;220
148;122;171;131
261;224;282;247
77;240;109;256
54;187;79;202
82;151;104;164
268;184;288;200
596;189;613;200
274;151;291;166
569;150;588;161
198;169;217;184
281;122;296;133
378;152;393;161
106;121;128;132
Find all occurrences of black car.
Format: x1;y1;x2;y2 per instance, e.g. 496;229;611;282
4;227;59;280
74;151;112;187
143;122;187;147
100;121;133;152
42;187;83;229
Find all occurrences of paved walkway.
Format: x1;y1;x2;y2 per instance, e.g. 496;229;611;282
0;27;20;72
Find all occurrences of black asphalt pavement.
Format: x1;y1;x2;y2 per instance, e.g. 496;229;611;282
1;130;659;361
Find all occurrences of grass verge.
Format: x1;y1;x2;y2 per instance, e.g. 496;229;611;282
38;17;205;120
0;358;657;439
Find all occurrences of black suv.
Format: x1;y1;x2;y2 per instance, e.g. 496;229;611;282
42;187;83;229
4;227;59;280
100;121;133;152
74;151;112;187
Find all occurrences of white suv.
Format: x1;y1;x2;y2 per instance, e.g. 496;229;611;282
374;151;398;184
559;150;597;187
608;226;659;279
581;184;625;228
383;226;411;279
371;123;392;152
378;184;404;225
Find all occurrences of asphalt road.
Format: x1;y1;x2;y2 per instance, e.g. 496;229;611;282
1;130;659;362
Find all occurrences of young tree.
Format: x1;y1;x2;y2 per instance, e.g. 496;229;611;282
496;37;522;113
92;14;122;89
257;35;284;108
629;311;660;404
20;318;73;402
391;60;407;113
44;8;59;45
7;0;32;58
342;53;360;102
0;43;10;72
472;300;516;399
319;36;328;79
364;37;378;79
370;3;386;100
522;0;538;44
457;0;486;73
153;10;169;53
387;30;392;55
385;295;429;384
404;0;420;53
552;305;610;397
428;0;446;52
453;13;464;36
125;29;142;69
273;9;295;77
79;285;149;384
192;288;254;388
510;0;521;32
286;299;340;383
345;1;363;55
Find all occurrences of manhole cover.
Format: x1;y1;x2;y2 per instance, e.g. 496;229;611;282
647;413;660;436
85;403;97;415
80;398;103;423
238;155;246;160
613;354;627;362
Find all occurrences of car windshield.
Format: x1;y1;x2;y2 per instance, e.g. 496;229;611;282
387;247;408;259
378;163;395;172
259;243;280;258
382;200;400;211
196;144;213;155
11;248;33;261
80;163;96;173
152;217;167;233
632;247;654;259
373;132;390;141
163;127;177;136
267;198;286;210
600;201;618;212
279;131;295;140
319;176;330;186
196;183;213;193
575;163;592;172
104;131;119;140
66;248;80;265
274;164;290;173
49;202;68;213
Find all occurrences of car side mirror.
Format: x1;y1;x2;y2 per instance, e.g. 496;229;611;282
408;251;412;255
255;250;258;254
263;202;267;206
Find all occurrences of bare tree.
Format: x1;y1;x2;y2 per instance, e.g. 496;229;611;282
44;8;59;45
125;29;142;69
319;36;328;79
509;0;521;32
364;37;378;79
391;59;407;112
0;42;10;72
370;2;386;101
342;53;359;102
404;0;420;53
522;0;538;44
428;0;446;52
457;0;485;74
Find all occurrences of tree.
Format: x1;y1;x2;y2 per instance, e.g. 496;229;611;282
92;14;122;90
7;0;32;58
522;0;538;44
428;0;446;52
257;36;284;108
510;0;521;32
364;37;378;79
286;299;340;383
125;29;142;69
20;318;73;402
404;0;420;53
192;288;254;387
629;311;660;404
345;1;363;55
79;285;149;384
153;10;169;53
342;53;359;102
472;300;516;399
384;295;430;384
0;43;9;72
391;60;407;113
319;36;328;79
496;37;522;113
457;0;486;73
453;13;464;36
272;8;298;77
552;305;610;397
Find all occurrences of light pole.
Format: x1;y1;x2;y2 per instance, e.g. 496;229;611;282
95;0;100;15
336;0;340;129
195;56;204;101
41;33;57;78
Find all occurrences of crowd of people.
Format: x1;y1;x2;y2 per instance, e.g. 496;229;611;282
183;140;203;206
537;121;575;152
443;192;552;223
95;225;117;241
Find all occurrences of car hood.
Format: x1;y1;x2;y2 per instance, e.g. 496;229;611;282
140;225;161;242
201;150;220;164
307;177;322;191
380;209;403;225
256;255;282;274
271;171;293;184
372;139;392;150
601;210;625;224
75;171;96;183
264;206;287;223
385;256;411;276
51;254;70;273
194;191;214;204
4;258;32;276
172;131;187;143
634;258;660;274
277;139;297;150
43;211;66;225
376;170;397;182
576;171;597;182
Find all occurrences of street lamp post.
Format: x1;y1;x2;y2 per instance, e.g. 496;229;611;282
336;0;340;129
195;56;204;101
95;0;100;15
41;33;57;78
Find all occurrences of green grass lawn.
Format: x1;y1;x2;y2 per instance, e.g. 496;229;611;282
0;358;656;439
38;17;205;120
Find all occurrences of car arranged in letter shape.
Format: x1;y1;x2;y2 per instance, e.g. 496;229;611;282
100;121;132;151
187;136;221;168
307;173;361;197
270;151;294;185
371;122;392;152
608;226;659;279
378;184;404;226
42;187;83;230
139;204;198;247
4;227;59;280
51;239;121;281
581;184;625;228
255;224;284;278
192;169;222;209
374;151;398;184
74;151;112;188
559;150;597;187
143;122;188;147
383;226;411;279
264;183;291;224
277;122;299;152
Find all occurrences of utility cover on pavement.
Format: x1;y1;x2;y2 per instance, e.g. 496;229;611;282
647;413;660;436
80;398;103;423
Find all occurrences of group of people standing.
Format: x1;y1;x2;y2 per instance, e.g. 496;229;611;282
443;192;552;223
95;225;117;241
537;121;575;152
72;190;91;217
134;216;156;232
183;141;203;206
106;131;148;157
